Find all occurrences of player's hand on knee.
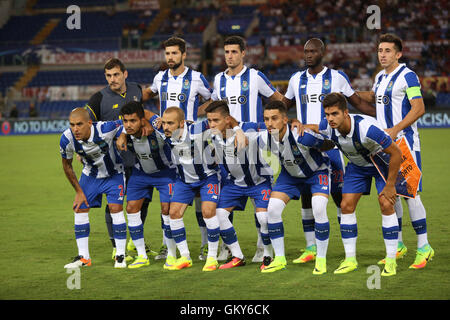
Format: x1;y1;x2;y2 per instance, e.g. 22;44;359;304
73;191;89;212
379;185;397;206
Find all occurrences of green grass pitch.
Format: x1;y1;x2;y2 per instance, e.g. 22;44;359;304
0;129;449;301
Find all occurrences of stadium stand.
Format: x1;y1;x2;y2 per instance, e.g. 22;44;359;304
0;0;448;120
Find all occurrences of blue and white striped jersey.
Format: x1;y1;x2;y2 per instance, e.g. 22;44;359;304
242;123;329;179
126;130;174;175
150;115;218;184
211;125;273;187
211;66;276;122
372;63;422;151
60;121;123;178
285;67;355;125
150;67;212;121
319;114;393;167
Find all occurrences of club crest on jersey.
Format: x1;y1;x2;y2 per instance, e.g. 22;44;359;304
241;81;249;91
183;79;190;89
323;79;331;90
150;137;159;150
133;96;138;101
387;81;394;92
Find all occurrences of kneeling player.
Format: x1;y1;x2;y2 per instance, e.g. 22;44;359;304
318;93;402;276
206;101;274;270
61;108;127;269
117;102;177;268
260;101;332;274
149;107;231;271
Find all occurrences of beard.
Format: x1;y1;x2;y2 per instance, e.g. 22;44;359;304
306;58;322;69
169;61;182;70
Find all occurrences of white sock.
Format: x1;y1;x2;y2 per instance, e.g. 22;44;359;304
394;197;403;242
312;195;330;259
340;213;357;258
256;211;273;257
169;217;190;259
203;216;220;259
267;198;286;257
406;195;429;248
162;214;177;257
74;212;90;259
382;213;399;259
337;207;342;224
111;211;127;257
127;212;147;258
301;208;316;247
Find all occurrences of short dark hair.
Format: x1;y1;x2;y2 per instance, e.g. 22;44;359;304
205;100;230;116
378;33;403;52
163;36;186;54
120;101;145;119
322;92;348;111
224;36;246;52
264;100;287;116
104;58;126;72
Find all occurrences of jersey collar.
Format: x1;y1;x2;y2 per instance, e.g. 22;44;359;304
306;66;328;78
169;66;189;79
383;63;406;78
224;65;247;79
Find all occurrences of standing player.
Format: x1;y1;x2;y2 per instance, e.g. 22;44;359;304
116;101;177;269
84;58;153;260
205;101;274;270
143;37;213;260
318;93;402;276
61;108;127;269
358;33;434;269
201;35;285;262
282;38;376;265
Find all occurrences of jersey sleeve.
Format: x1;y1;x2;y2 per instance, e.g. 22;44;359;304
190;119;210;135
99;120;123;138
337;70;355;97
149;114;164;135
136;83;143;102
284;73;298;100
85;91;102;121
365;124;393;150
198;74;213;100
150;73;160;93
60;133;74;159
318;118;331;137
257;71;277;98
210;75;220;101
372;71;383;93
404;71;422;100
297;130;325;149
240;121;266;132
